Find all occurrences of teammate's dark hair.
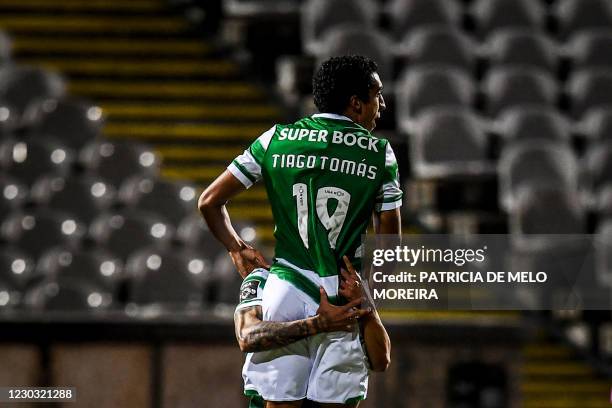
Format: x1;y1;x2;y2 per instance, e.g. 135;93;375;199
312;55;378;114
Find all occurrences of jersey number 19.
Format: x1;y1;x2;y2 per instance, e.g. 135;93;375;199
292;183;351;249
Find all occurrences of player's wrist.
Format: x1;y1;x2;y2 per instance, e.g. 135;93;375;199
227;239;247;253
361;308;380;325
310;315;328;334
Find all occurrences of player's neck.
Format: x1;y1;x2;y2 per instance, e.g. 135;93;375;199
340;110;366;129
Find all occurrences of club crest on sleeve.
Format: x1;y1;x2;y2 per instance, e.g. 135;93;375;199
239;280;260;303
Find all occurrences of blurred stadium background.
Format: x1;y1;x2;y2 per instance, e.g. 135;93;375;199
1;0;612;406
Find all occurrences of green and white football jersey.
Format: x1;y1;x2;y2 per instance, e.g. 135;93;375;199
228;113;402;301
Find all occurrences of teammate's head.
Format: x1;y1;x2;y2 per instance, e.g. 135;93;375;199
312;55;385;131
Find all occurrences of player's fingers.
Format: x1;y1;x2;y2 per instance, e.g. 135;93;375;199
340;268;350;281
338;288;350;299
255;252;271;268
343;280;357;290
353;308;372;319
343;297;362;311
237;261;248;278
344;260;361;283
248;249;261;261
342;255;356;274
354;272;363;285
319;286;328;303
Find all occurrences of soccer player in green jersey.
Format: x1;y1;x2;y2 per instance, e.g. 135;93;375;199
235;256;390;408
199;55;402;407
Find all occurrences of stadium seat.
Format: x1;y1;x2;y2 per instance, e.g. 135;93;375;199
395;66;476;129
0;103;16;138
119;175;197;226
567;29;612;71
513;246;593;307
0;174;27;215
582;141;612;196
387;0;462;39
0;138;74;187
0;31;11;65
89;209;174;261
568;68;612;119
30;175;116;225
595;184;612;219
595;220;612;286
36;247;123;293
224;0;301;18
483;66;558;116
495;107;571;143
447;362;508;408
510;185;585;237
1;209;86;260
233;220;260;247
498;140;578;210
554;0;612;38
314;26;394;84
0;279;20;311
580;107;612;140
125;246;210;310
23;98;104;150
176;213;222;253
398;25;476;74
471;0;545;37
0;246;35;290
199;219;259;306
25;281;113;312
79;140;160;189
409;107;494;178
176;217;259;307
509;187;590;307
484;29;558;74
211;254;244;305
301;0;378;54
0;65;66;119
176;213;257;262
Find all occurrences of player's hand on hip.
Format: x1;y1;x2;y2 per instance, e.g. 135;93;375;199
229;244;270;278
339;256;364;301
315;287;371;333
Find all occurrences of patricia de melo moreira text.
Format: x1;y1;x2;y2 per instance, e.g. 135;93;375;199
370;246;548;300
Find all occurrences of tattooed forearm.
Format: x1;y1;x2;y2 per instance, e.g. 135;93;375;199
233;293;364;353
235;306;322;352
242;319;315;351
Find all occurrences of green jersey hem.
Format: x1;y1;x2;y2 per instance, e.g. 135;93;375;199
271;265;339;305
345;394;366;405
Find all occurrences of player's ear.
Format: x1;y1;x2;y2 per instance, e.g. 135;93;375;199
349;95;362;114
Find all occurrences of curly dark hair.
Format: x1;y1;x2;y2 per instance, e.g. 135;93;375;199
312;55;378;114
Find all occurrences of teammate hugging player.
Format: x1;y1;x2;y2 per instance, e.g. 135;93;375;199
234;256;391;408
199;55;403;407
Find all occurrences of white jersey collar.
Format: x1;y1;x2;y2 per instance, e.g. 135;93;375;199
312;113;353;122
